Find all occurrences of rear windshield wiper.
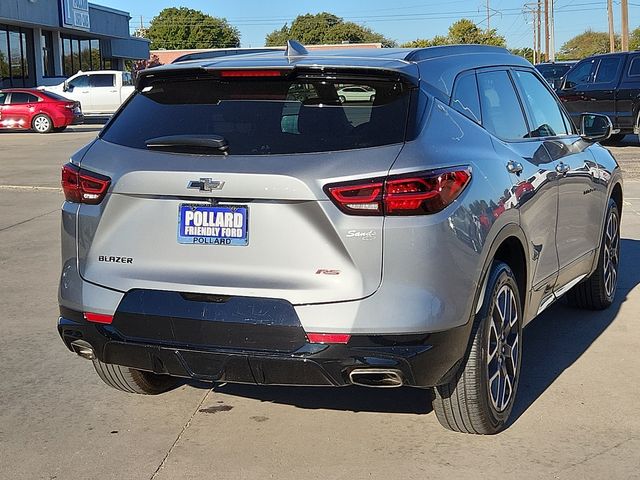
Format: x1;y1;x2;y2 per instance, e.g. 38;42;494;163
145;135;229;155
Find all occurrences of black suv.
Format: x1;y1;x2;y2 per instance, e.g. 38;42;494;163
557;51;640;142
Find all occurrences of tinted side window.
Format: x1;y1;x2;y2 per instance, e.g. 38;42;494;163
451;71;481;124
477;70;529;141
90;74;115;87
69;75;89;88
0;92;7;104
594;57;621;83
512;70;569;137
9;92;39;104
564;60;595;88
629;57;640;77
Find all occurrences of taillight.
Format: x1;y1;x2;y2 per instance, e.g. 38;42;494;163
61;163;111;204
325;167;471;216
63;102;75;109
325;179;384;215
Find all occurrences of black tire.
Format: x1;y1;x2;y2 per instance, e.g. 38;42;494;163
433;261;523;434
338;95;346;103
369;94;375;102
92;358;180;395
31;114;53;134
52;126;68;132
567;198;620;310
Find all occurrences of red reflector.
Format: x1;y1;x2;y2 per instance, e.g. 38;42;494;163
307;333;351;344
84;312;113;324
61;163;111;204
219;70;283;77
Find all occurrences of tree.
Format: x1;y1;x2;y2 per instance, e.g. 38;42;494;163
401;19;505;48
510;47;534;63
630;26;640;51
265;12;396;47
558;29;620;59
146;7;240;50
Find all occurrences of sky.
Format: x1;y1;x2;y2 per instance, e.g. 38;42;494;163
102;0;640;50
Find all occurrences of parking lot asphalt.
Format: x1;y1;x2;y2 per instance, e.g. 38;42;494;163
1;127;640;480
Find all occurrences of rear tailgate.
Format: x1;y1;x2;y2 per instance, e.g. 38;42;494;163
76;69;414;305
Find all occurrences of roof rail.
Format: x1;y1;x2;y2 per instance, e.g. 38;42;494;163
405;44;511;62
285;40;308;57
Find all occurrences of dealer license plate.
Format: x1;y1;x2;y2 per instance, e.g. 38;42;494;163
178;204;248;246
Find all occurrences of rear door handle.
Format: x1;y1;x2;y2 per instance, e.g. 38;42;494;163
555;162;571;175
506;160;523;175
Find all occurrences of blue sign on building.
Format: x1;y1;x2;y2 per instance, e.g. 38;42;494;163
60;0;91;31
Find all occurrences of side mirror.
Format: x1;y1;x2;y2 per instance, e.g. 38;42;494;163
579;113;613;143
63;82;71;92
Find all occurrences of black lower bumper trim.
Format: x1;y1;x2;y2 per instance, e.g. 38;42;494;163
58;308;471;388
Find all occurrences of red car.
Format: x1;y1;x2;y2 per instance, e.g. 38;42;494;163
0;88;83;133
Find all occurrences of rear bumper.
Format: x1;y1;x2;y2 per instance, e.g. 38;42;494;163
58;305;470;388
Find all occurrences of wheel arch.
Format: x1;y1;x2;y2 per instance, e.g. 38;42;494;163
474;224;530;323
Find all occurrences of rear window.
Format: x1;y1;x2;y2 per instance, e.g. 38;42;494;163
101;75;412;155
40;91;71;102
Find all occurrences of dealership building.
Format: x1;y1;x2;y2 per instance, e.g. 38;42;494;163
0;0;149;88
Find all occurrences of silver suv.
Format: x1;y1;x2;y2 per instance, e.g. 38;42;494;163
58;43;623;434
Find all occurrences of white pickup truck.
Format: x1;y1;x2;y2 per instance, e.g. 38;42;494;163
40;70;135;115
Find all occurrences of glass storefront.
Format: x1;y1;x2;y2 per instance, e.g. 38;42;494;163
0;25;33;88
41;30;55;77
62;35;107;77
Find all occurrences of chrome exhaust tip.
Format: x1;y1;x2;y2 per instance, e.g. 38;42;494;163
348;368;404;388
70;340;95;360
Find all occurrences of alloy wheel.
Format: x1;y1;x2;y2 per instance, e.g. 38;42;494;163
487;284;520;412
603;209;620;298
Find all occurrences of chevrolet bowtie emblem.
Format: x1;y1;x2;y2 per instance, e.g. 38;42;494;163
187;178;225;192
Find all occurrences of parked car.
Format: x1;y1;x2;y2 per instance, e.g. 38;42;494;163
557;51;640;142
57;42;623;435
0;88;82;133
337;85;376;102
40;70;134;115
535;61;577;89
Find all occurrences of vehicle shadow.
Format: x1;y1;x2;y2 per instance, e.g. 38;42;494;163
510;237;640;423
192;239;638;421
604;134;639;147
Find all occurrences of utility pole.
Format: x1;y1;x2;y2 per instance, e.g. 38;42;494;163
537;0;542;61
487;0;490;31
549;0;555;61
607;0;615;52
621;0;629;51
524;3;538;63
544;0;549;61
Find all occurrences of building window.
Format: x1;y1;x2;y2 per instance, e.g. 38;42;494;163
0;25;32;87
61;35;105;77
41;30;54;77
